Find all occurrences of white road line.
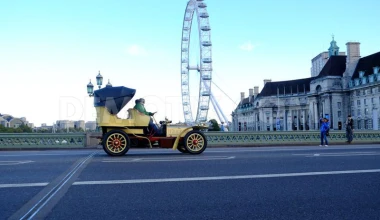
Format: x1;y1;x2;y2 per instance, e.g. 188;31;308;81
293;151;380;157
20;152;97;220
73;169;380;186
306;153;380;157
210;146;380;153
0;160;34;165
102;156;235;163
293;151;377;156
0;153;92;157
0;183;48;188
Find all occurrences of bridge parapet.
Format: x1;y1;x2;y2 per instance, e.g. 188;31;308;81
1;131;380;149
205;130;380;146
0;133;86;149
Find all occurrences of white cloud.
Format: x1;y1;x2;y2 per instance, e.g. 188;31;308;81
127;44;147;56
239;41;256;52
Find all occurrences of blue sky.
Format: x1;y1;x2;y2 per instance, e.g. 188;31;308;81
1;0;379;126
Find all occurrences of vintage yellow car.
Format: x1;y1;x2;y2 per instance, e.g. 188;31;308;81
92;86;208;156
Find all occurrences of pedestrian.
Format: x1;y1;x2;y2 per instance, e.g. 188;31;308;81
345;114;354;143
320;118;329;147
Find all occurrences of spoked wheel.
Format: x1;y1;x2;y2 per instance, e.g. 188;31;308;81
103;130;130;156
183;130;207;154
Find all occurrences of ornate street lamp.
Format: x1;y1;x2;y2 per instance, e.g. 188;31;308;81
96;71;103;89
87;80;94;97
106;79;112;88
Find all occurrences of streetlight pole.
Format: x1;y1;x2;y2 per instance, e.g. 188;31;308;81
87;71;109;132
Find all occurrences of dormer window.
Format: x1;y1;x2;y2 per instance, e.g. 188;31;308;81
369;75;374;83
359;71;365;78
355;78;360;86
374;66;380;74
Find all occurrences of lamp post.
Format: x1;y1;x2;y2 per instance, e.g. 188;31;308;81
86;71;111;132
87;80;94;96
96;71;103;89
87;71;110;97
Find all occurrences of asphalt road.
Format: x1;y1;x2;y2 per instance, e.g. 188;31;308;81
1;145;380;220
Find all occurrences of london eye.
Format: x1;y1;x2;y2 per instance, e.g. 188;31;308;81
180;0;212;124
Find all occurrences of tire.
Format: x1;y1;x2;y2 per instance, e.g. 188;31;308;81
183;130;207;154
103;130;130;156
177;144;189;153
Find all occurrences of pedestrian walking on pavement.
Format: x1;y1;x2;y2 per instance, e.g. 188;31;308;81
320;118;330;147
345;114;354;144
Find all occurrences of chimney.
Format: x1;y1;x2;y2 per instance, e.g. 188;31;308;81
345;42;361;77
240;92;245;102
254;86;259;95
263;79;272;86
249;88;254;102
346;42;361;65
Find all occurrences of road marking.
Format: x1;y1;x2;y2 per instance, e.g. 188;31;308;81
73;169;380;186
19;152;97;220
0;160;34;165
293;151;377;156
209;146;380;153
0;153;92;157
3;168;380;189
293;151;380;157
306;153;380;157
0;183;48;188
102;156;235;163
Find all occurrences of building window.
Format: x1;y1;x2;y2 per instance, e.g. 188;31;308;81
338;111;342;117
365;108;369;115
364;99;367;105
338;102;341;109
357;120;362;129
372;97;375;104
364;120;369;129
362;90;365;95
357;100;361;106
357;109;361;116
356;90;360;96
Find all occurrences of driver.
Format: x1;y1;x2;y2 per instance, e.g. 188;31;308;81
133;98;160;135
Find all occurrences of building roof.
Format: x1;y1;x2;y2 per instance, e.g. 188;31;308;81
239;96;253;105
2;115;13;122
316;55;347;78
351;52;380;79
256;77;315;98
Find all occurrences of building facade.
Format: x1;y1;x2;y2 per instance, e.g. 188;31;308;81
0;114;32;128
232;39;380;131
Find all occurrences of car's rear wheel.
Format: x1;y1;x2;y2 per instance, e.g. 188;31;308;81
103;130;130;156
183;130;207;154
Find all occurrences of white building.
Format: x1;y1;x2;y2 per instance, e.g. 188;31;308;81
232;39;380;131
85;121;97;131
0;113;31;128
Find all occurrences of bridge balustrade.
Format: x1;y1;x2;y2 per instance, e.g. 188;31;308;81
0;131;380;149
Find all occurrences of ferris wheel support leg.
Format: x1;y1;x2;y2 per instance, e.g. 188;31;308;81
210;94;224;124
211;93;230;124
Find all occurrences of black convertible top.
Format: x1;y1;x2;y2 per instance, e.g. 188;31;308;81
93;86;136;115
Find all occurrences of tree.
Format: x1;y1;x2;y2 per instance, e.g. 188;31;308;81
208;119;220;131
0;124;33;133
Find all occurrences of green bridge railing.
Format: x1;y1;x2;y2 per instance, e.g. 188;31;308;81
205;130;380;146
0;133;86;148
0;130;380;149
